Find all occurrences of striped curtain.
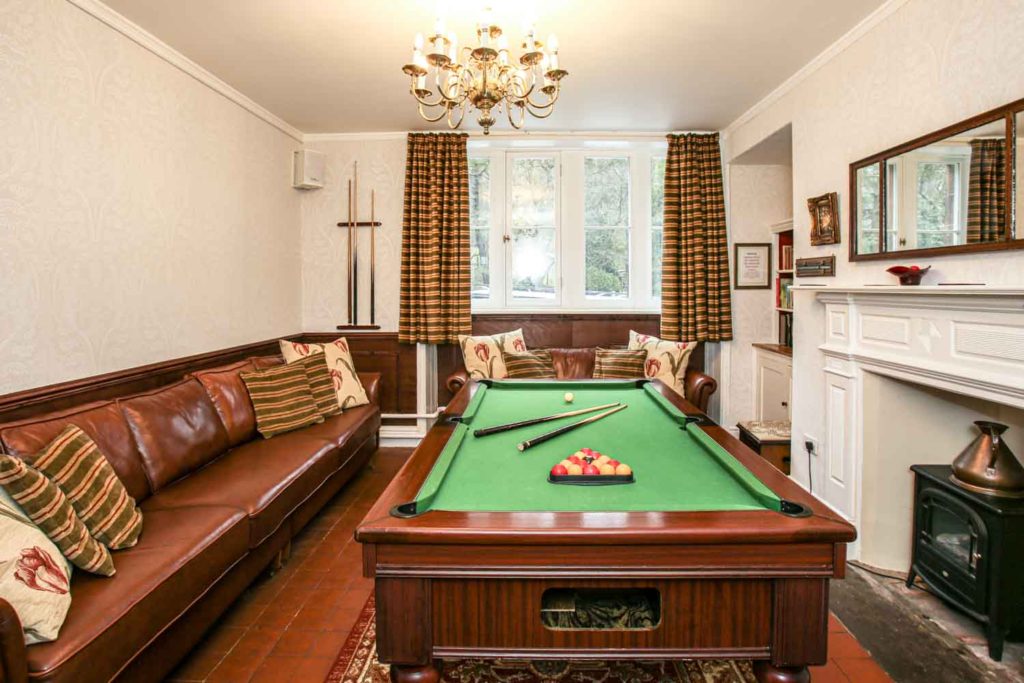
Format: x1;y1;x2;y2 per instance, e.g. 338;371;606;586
398;133;471;344
660;133;733;342
966;139;1006;244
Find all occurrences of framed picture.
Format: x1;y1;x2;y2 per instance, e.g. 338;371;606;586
808;192;841;246
795;255;836;277
733;243;772;289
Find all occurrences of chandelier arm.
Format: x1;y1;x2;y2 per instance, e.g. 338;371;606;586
525;104;557;119
411;88;449;108
523;85;561;110
506;103;526;130
417;101;453;123
447;100;467;129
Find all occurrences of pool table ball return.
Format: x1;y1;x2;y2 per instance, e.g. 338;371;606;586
356;380;856;683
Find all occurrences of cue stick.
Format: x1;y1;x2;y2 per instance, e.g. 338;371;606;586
352;162;359;325
346;179;353;325
473;402;621;438
516;404;628;452
370;189;376;325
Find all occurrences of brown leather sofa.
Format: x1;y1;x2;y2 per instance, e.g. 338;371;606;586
0;356;381;683
446;347;718;413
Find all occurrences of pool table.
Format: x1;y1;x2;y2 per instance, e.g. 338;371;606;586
356;379;856;683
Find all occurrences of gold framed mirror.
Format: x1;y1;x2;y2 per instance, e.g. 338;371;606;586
849;97;1021;261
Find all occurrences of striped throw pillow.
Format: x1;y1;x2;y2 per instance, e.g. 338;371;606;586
27;425;143;550
594;349;648;379
240;363;324;438
503;350;556;379
293;354;340;417
0;455;114;576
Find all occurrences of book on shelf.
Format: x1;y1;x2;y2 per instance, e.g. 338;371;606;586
776;276;793;310
780;245;794;271
778;312;793;347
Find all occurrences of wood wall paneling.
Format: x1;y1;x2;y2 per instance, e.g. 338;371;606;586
302;332;417;416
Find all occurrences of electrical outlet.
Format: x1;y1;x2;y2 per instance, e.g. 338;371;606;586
804;434;820;457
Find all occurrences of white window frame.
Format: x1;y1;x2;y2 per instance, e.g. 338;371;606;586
469;138;666;313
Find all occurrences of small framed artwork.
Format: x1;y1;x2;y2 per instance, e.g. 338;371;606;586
795;255;836;277
808;192;841;246
734;243;772;289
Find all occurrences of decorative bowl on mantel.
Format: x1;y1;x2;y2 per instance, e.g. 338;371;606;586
886;265;931;286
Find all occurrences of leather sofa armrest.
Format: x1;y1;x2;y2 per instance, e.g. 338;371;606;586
684;369;718;414
446;369;470;396
358;373;381;408
0;598;27;683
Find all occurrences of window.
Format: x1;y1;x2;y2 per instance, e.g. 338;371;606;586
469;139;665;311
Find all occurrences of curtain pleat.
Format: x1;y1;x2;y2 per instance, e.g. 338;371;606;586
398;133;472;344
966;138;1006;244
660;133;733;342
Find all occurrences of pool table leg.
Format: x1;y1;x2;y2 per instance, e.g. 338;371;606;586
389;663;441;683
752;662;810;683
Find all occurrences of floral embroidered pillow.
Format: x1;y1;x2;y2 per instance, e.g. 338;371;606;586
627;330;696;396
278;339;325;364
323;338;369;410
0;489;72;644
459;330;527;379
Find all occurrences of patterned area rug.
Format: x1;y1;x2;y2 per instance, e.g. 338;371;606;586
326;594;757;683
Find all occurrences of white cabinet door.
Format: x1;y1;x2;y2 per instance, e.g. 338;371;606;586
755;351;792;421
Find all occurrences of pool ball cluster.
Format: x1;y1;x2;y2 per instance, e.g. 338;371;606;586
550;448;632;477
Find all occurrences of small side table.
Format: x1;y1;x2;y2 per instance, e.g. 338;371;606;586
737;420;791;474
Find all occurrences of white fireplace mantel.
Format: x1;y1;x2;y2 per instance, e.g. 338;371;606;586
800;286;1024;409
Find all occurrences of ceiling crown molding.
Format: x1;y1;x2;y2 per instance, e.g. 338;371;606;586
722;0;912;140
67;0;304;142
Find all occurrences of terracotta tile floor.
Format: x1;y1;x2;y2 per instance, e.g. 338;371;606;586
166;447;892;683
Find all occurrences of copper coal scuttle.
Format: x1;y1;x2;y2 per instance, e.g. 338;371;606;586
951;421;1024;498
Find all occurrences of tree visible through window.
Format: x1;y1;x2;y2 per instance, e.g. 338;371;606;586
510;157;558;300
469;158;491;299
584;157;630;299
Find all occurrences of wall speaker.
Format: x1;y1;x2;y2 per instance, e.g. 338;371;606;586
292;150;326;190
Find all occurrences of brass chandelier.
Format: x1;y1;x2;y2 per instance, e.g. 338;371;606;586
402;9;567;135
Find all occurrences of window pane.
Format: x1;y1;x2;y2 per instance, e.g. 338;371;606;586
652;228;663;298
584;157;629;227
469;158;490;227
857;164;881;254
511;157;556;227
916;162;957;248
470;228;489;299
510;228;556;300
585;229;629;299
651;157;666;226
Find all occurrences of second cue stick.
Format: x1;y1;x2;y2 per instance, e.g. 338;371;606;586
346;179;353;324
516;404;628;452
370;190;376;325
352;162;359;325
473;402;621;438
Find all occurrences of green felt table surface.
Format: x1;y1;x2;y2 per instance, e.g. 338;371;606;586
410;380;782;515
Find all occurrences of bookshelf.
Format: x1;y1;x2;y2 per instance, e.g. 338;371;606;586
771;219;794;349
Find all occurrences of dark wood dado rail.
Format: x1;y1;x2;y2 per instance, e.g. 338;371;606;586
0;333;417;424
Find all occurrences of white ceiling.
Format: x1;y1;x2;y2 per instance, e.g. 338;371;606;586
101;0;888;135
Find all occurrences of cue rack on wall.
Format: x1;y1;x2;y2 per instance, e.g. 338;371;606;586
337;161;382;331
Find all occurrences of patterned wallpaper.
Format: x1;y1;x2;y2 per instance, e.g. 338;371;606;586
0;0;303;394
723;0;1024;496
300;138;407;333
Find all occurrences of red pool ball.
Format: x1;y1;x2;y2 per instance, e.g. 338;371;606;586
551;464;568;476
607;459;620;468
568;455;582;466
582;464;600;476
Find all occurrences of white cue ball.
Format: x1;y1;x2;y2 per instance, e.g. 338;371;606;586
564;392;575;403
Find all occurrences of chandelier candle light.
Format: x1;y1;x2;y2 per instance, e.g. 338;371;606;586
402;8;568;134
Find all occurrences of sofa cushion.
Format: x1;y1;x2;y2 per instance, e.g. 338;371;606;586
293;355;341;418
119;380;230;493
593;349;648;379
300;404;380;457
190;360;258;447
550;348;597;379
144;433;339;547
24;504;247;683
0;401;151;502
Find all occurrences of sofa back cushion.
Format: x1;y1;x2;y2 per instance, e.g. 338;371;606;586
0;401;152;502
190;360;258;447
549;348;597;379
119;380;230;492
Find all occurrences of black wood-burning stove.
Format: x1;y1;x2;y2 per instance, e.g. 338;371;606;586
908;465;1024;660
